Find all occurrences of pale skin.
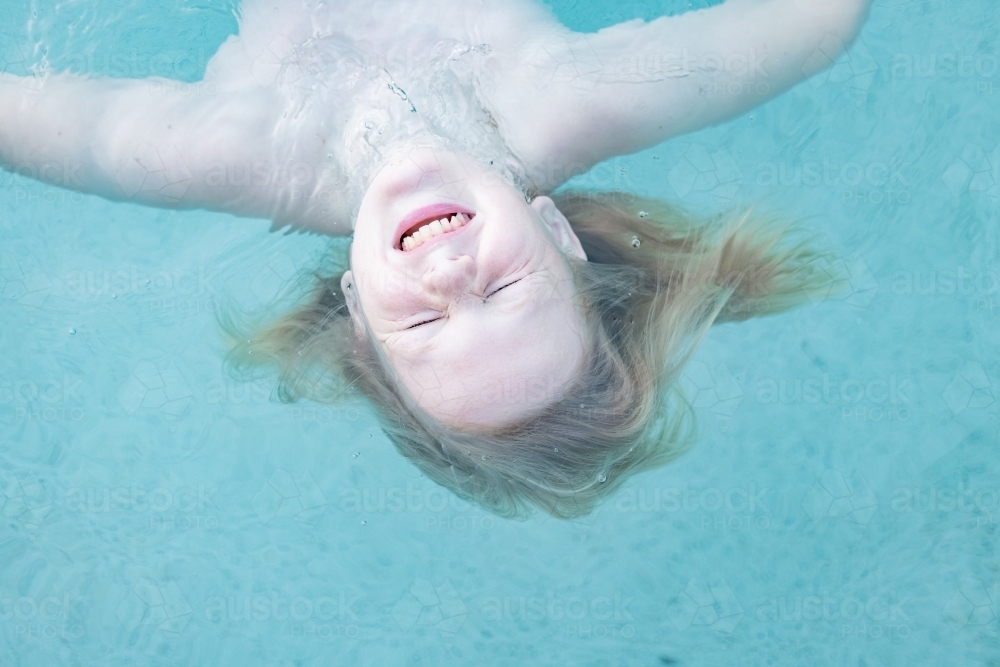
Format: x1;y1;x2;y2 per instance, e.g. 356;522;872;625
0;0;872;427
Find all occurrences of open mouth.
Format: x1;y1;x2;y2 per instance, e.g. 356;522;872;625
398;206;475;251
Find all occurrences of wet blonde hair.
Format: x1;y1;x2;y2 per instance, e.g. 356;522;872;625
225;191;840;519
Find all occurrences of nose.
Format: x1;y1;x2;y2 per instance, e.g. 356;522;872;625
422;255;476;300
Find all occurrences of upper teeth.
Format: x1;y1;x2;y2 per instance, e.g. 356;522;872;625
402;213;471;251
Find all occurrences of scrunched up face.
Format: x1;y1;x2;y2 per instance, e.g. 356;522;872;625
344;148;589;429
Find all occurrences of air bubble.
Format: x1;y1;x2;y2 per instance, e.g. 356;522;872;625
352;452;360;458
598;474;607;483
68;328;76;335
638;211;649;218
631;236;641;248
361;520;367;525
111;294;117;299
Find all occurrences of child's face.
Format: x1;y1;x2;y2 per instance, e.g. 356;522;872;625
346;148;589;428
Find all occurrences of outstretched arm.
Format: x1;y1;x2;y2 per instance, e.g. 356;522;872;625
490;0;873;190
0;72;350;233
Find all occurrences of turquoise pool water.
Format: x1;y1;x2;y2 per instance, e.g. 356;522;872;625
1;1;998;665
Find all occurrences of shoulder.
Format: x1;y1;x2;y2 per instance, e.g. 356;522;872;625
475;23;620;191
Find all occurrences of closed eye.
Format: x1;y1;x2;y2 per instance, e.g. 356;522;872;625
406;316;443;329
487;277;524;299
404;277;525;329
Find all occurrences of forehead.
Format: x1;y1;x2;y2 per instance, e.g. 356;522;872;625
387;280;588;426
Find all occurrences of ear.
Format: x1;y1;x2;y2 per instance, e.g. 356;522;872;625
340;270;367;336
531;196;587;260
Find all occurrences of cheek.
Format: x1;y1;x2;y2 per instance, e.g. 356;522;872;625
479;222;534;270
358;273;425;321
378;269;409;296
351;250;417;298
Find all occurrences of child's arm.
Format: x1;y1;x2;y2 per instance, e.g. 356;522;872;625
492;0;872;190
0;72;351;234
